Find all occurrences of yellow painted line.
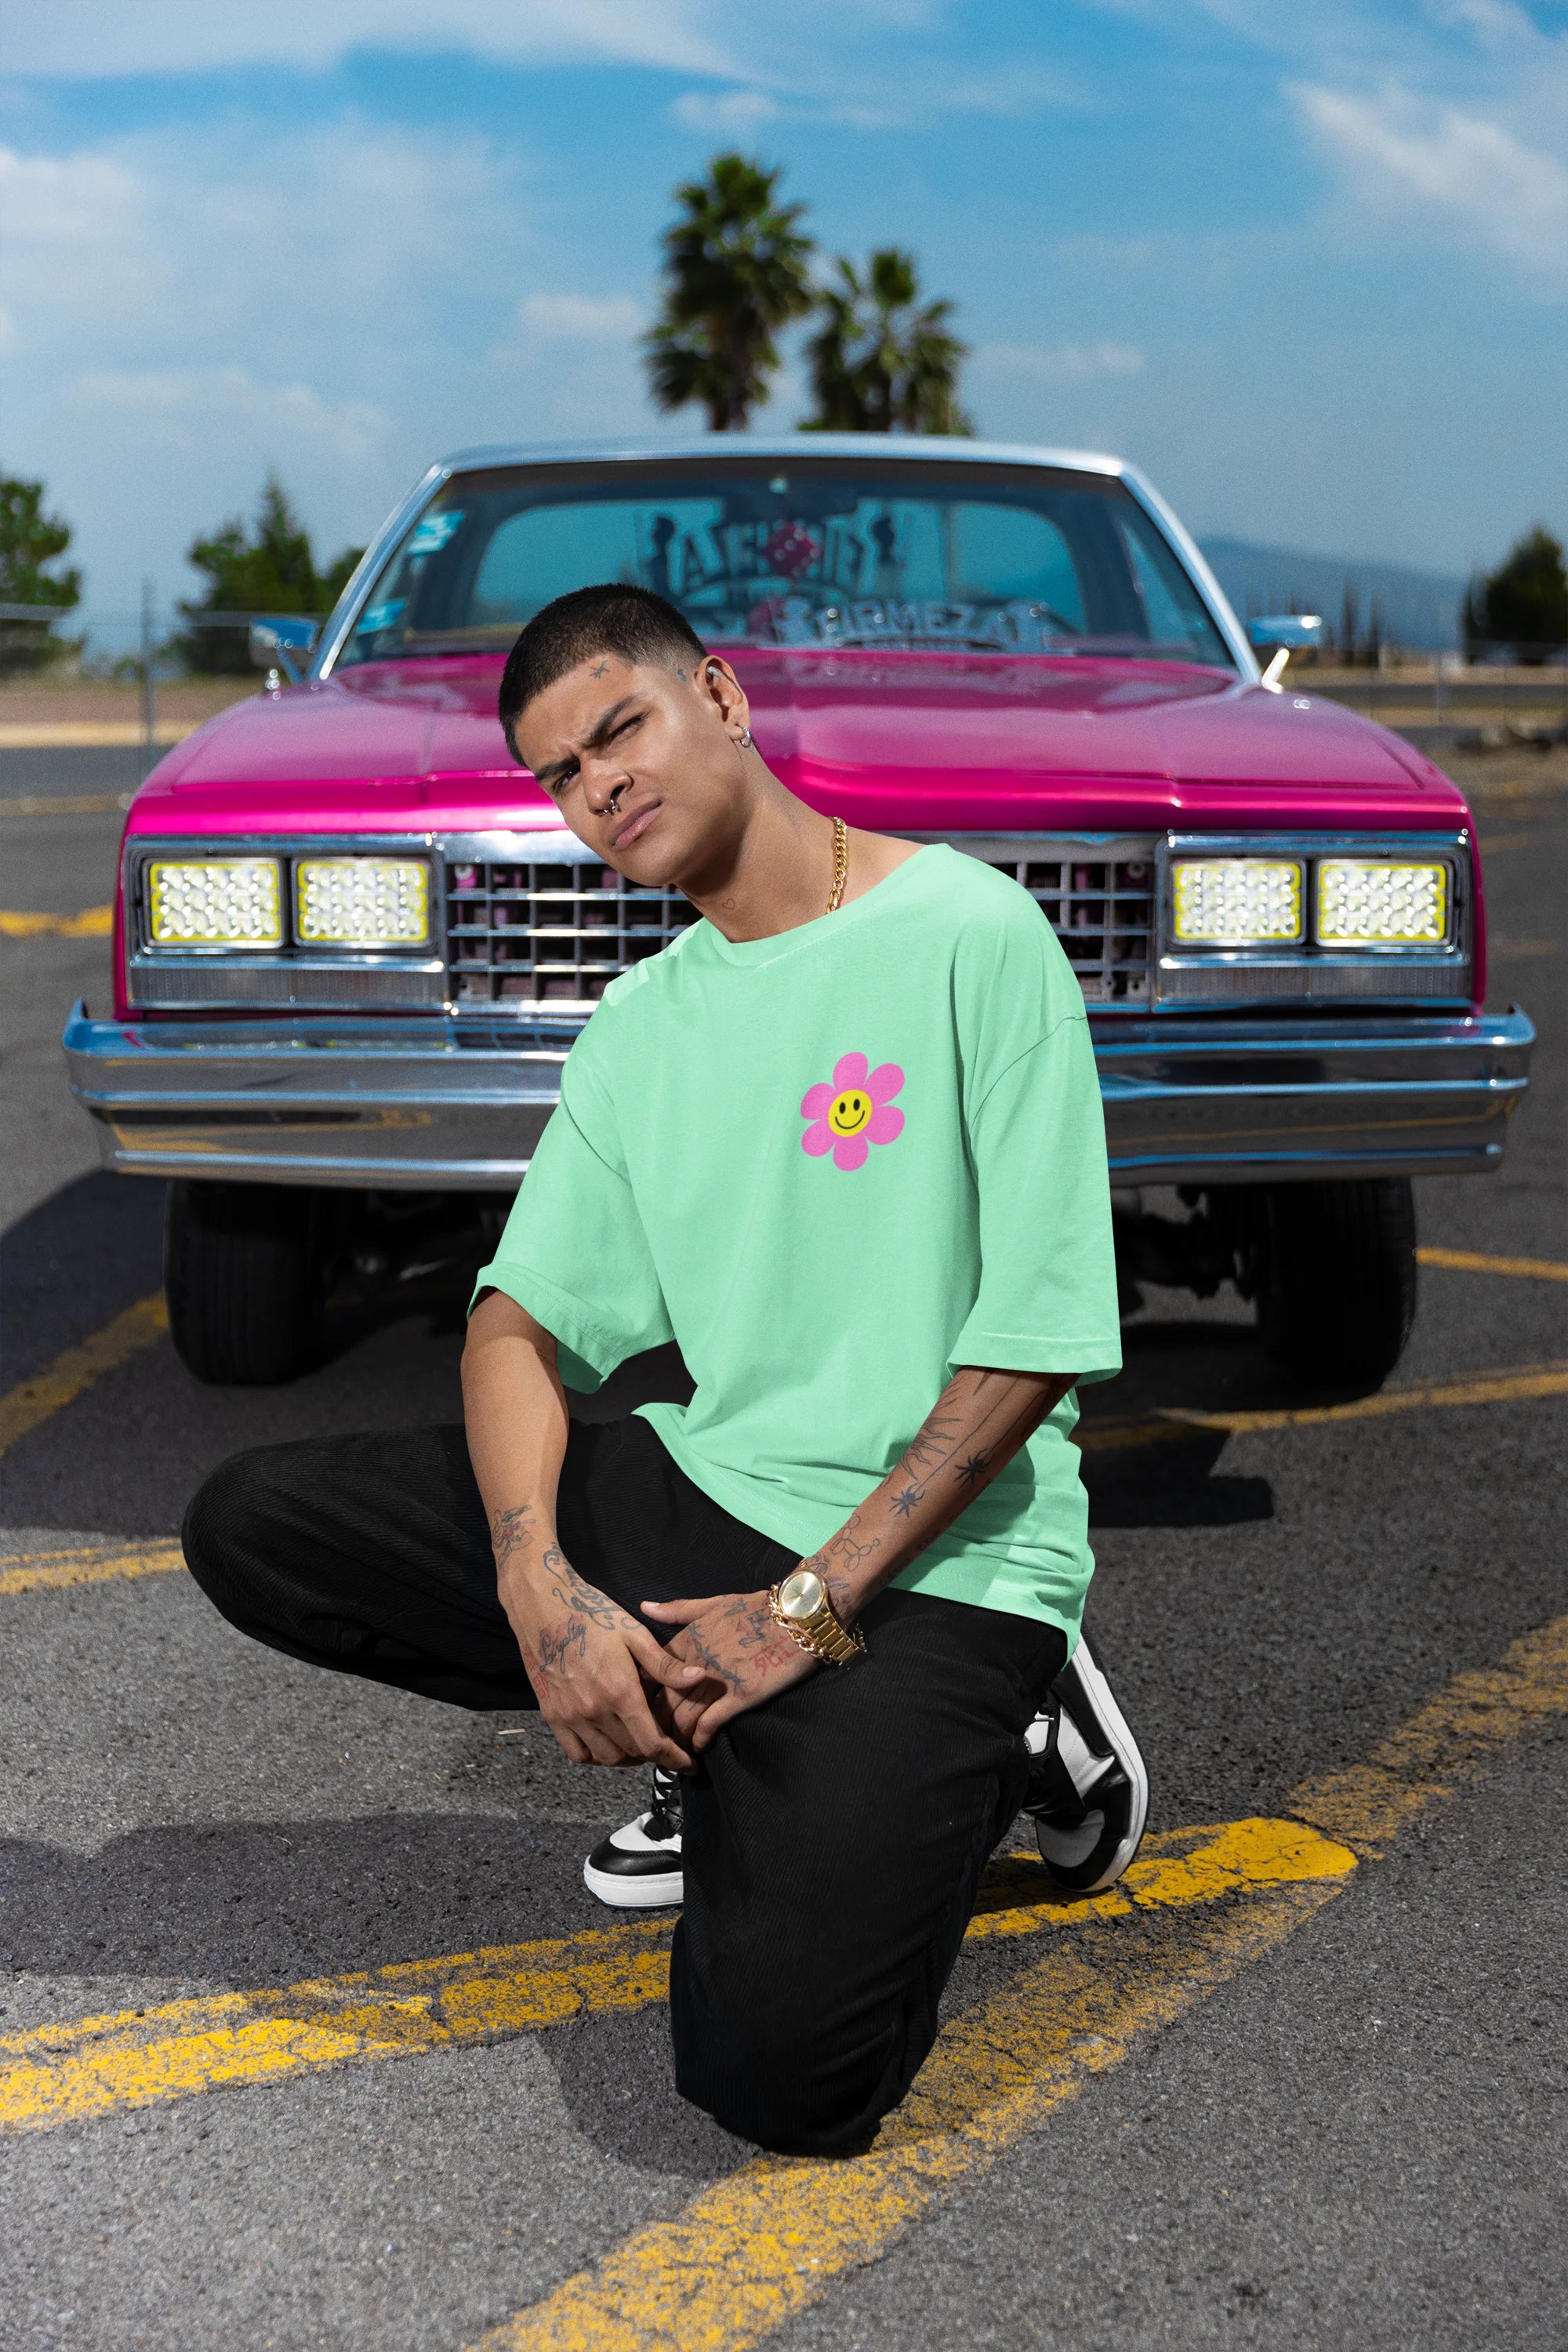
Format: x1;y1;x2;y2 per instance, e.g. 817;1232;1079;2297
1077;1356;1568;1453
0;793;133;818
0;903;111;938
0;1292;169;1457
470;1618;1568;2352
0;720;198;749
1417;1245;1568;1282
470;1887;1341;2352
0;1819;1345;2139
1289;1610;1568;1856
0;1542;185;1597
0;1920;675;2136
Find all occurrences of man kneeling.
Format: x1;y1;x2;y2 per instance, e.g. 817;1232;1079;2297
183;584;1146;2156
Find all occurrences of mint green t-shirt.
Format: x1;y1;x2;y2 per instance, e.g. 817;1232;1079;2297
473;842;1121;1645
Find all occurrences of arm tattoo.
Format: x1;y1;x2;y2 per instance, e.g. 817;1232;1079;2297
954;1450;991;1490
490;1503;535;1570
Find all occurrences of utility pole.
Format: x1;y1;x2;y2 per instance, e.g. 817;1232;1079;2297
140;578;156;781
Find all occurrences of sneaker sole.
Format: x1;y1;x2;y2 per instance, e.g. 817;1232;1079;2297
1063;1636;1149;1893
583;1858;684;1908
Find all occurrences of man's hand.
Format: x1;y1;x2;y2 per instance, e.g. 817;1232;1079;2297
640;1590;818;1751
502;1536;706;1772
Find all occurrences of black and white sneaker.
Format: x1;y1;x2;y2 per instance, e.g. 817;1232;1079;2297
583;1766;684;1907
1024;1633;1148;1894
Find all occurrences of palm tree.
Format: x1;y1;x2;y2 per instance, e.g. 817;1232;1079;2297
803;249;972;435
645;155;815;432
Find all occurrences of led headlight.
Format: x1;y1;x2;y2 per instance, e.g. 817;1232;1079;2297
1317;860;1448;946
147;858;281;946
295;857;430;948
1171;858;1303;946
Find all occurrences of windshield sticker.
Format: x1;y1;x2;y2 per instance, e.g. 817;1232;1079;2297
770;597;1068;652
355;598;406;634
408;510;465;557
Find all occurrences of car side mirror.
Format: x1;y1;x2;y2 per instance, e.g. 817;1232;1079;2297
249;615;320;685
1247;614;1323;652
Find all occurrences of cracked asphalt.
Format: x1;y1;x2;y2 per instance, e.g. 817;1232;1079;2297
1;744;1564;2351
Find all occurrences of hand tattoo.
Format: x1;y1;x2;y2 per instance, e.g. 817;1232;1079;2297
490;1502;535;1571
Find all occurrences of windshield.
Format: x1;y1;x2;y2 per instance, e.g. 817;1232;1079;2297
335;459;1234;670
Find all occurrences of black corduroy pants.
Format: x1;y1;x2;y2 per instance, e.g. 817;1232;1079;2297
183;1416;1065;2155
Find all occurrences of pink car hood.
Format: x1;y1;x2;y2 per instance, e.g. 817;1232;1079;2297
129;647;1468;840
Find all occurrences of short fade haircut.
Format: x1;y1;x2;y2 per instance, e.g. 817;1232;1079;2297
497;583;707;761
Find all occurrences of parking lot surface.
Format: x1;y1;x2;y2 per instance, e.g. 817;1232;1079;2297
2;747;1565;2351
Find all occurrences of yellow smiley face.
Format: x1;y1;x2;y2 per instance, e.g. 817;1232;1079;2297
829;1087;872;1137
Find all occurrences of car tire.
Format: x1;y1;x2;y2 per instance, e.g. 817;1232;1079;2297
164;1180;327;1385
1255;1177;1417;1389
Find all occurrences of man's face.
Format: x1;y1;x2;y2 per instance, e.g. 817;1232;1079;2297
514;652;751;890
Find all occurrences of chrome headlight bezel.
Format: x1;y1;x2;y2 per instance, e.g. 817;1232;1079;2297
125;837;445;1014
1155;832;1471;1007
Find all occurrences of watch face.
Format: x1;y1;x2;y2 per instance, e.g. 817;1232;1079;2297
777;1568;826;1621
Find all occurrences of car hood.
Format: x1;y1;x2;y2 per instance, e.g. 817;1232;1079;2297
129;648;1468;839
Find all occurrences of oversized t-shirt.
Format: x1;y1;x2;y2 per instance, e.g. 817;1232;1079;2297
473;842;1121;1645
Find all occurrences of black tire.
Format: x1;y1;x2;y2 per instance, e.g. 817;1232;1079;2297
164;1180;328;1385
1255;1178;1417;1389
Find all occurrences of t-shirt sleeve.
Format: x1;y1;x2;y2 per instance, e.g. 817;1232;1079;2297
470;1029;673;1392
948;883;1122;1385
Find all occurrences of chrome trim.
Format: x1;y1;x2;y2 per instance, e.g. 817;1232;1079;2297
125;834;445;1013
312;436;1252;686
1154;831;1472;1009
64;1003;1534;1191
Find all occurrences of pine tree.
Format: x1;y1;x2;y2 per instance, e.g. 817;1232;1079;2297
1464;526;1568;663
0;472;82;674
176;477;362;675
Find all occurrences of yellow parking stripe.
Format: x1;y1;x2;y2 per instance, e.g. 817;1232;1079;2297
1417;1245;1568;1282
473;1890;1339;2352
0;1292;168;1457
1077;1356;1568;1452
0;793;132;818
0;903;111;937
1290;1610;1568;1856
470;1610;1568;2352
0;1819;1346;2138
0;1543;185;1597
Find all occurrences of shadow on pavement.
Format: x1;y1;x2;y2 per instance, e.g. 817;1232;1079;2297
0;1813;604;1983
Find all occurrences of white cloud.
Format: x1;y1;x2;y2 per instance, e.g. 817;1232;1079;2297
2;0;726;78
516;293;644;342
978;340;1147;382
71;367;389;465
670;86;783;132
1293;81;1568;280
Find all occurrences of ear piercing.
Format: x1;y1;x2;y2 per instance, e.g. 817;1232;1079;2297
738;728;753;750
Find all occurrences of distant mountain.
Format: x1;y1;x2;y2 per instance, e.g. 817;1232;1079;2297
1198;535;1468;652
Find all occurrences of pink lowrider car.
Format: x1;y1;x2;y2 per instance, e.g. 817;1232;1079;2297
64;438;1533;1387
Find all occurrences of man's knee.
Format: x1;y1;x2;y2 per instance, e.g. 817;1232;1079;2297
671;1940;915;2157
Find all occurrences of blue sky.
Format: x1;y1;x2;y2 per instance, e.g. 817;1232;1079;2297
3;0;1565;617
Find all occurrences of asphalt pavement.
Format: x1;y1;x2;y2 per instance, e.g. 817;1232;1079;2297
1;745;1564;2352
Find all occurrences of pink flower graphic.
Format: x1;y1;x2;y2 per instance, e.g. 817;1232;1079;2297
800;1052;905;1172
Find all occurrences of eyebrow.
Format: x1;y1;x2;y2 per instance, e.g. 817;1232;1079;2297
532;695;639;791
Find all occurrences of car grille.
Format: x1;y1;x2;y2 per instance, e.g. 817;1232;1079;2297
964;838;1155;1006
441;836;1156;1014
445;855;698;1010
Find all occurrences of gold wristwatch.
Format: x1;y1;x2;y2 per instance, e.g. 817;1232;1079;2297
768;1567;866;1667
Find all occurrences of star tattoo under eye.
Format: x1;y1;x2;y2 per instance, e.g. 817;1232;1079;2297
889;1485;921;1519
954;1452;991;1490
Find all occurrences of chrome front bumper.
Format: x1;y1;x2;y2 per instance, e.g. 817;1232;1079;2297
64;1004;1534;1191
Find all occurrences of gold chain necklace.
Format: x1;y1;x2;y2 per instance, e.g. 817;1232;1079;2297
825;816;849;914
